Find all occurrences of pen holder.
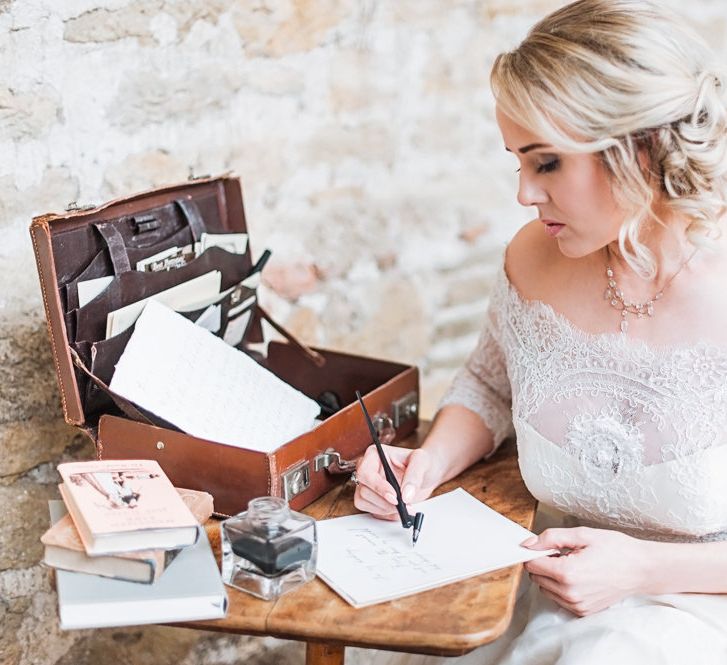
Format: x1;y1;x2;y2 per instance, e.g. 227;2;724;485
220;496;317;600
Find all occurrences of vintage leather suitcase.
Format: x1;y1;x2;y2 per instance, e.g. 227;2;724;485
30;175;419;516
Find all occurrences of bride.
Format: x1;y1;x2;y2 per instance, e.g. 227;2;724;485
351;1;727;663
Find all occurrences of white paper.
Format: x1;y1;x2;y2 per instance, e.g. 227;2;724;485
78;276;114;308
135;245;180;272
194;304;222;333
200;232;248;255
228;294;255;318
105;270;221;339
222;310;251;347
316;488;556;608
109;300;320;453
176;284;234;313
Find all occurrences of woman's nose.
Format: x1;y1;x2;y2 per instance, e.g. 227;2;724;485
517;175;549;208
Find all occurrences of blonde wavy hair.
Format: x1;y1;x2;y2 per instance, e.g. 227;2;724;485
491;0;727;278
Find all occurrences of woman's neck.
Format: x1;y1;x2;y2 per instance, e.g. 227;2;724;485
605;211;694;288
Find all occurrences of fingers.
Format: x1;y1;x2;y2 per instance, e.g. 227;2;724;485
537;587;581;615
353;485;412;521
355;484;396;516
529;573;571;599
353;444;432;517
537;586;600;618
355;446;399;504
524;554;568;578
399;448;432;502
521;527;593;551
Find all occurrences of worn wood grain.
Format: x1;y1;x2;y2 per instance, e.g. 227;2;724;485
306;642;345;665
179;422;538;657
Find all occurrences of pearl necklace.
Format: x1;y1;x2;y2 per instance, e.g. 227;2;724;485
604;247;697;334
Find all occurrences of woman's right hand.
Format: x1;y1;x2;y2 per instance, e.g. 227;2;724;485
352;445;442;520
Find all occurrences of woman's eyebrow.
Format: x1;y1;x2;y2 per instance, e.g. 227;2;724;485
504;143;552;154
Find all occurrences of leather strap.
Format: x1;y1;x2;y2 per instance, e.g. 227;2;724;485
175;198;206;241
256;305;326;368
94;222;131;274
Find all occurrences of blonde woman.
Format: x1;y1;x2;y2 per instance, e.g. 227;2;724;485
352;1;727;662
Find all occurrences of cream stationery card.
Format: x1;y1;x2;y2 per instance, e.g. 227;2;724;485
316;488;554;608
105;270;222;339
109;300;321;452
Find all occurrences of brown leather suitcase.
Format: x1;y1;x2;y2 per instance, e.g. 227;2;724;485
30;175;419;516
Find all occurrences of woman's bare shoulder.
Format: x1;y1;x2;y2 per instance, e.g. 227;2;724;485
504;220;566;301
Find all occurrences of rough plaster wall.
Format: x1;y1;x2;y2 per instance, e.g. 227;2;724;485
1;1;726;664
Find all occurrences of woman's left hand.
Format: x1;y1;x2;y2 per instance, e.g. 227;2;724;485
522;526;651;617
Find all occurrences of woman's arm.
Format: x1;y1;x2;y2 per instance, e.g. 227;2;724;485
642;538;727;595
419;404;497;484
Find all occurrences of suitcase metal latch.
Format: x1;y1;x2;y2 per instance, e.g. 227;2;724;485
282;460;311;501
392;391;418;427
314;449;358;474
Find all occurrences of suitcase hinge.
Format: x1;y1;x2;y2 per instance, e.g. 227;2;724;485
66;201;96;212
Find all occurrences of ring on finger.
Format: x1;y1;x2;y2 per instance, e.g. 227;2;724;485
350;470;361;486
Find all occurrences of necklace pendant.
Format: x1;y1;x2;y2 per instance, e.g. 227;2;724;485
620;317;629;333
604;288;612;300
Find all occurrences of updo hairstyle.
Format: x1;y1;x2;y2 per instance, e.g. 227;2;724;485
491;0;727;279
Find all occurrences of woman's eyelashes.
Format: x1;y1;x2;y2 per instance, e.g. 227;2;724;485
514;156;561;175
536;156;560;174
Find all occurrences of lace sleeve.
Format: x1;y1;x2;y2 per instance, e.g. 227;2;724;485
438;278;514;455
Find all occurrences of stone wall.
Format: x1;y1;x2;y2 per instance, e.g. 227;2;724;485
1;2;725;664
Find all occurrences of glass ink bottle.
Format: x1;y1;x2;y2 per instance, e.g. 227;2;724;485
220;496;317;600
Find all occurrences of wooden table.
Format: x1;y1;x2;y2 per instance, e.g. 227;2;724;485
177;423;537;665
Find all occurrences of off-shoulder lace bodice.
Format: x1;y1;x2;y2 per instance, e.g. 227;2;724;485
441;263;727;543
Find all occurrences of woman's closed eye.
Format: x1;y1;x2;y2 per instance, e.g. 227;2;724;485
536;157;560;174
514;156;561;175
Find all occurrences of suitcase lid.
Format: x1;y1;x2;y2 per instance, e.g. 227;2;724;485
30;175;254;428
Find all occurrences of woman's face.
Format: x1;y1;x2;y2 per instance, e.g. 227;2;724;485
496;106;625;259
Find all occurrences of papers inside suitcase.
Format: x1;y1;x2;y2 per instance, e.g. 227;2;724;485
30;176;419;515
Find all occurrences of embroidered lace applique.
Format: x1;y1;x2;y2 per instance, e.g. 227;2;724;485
564;406;644;486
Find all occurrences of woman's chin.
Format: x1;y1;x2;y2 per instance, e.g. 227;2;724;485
554;238;595;260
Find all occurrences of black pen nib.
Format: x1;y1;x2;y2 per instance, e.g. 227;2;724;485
411;512;424;546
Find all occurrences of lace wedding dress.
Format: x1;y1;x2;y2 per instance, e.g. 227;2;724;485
350;263;727;665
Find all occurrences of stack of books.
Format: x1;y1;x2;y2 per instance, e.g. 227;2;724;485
42;459;227;630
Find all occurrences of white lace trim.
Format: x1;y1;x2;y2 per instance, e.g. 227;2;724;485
442;261;727;542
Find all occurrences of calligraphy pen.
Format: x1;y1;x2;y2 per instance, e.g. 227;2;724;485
355;390;424;546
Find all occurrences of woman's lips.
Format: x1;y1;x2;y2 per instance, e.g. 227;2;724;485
541;219;565;237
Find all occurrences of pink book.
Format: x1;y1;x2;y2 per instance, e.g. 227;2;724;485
57;460;199;556
41;488;214;583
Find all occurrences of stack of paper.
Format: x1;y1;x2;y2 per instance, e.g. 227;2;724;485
109;300;321;452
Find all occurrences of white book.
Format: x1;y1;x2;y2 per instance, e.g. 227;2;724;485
316;488;555;608
49;502;228;630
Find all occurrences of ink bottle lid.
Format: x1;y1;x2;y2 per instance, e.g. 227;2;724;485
220;496;317;600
